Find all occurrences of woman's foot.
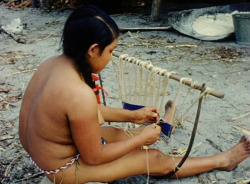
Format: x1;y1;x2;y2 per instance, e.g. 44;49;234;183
162;100;176;134
216;135;250;171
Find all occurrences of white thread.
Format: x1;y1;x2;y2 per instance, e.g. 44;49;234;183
145;148;150;184
171;156;179;179
119;54;128;60
180;77;192;84
168;71;177;77
204;87;215;95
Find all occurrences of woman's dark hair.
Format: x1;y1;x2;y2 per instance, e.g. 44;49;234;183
61;5;119;89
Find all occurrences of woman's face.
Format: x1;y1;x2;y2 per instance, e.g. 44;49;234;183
89;38;118;74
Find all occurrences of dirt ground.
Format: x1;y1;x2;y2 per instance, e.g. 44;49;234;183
0;3;249;184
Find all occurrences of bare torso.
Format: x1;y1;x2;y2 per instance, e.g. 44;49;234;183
19;55;93;171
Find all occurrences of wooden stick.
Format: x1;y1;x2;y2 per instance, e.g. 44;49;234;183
0;135;14;141
15;172;44;182
206;138;223;152
235;179;250;184
112;52;224;99
4;153;25;177
175;44;198;48
151;0;162;21
119;26;172;32
173;142;202;155
165;84;205;178
32;0;37;8
0;26;26;44
5;69;37;77
232;125;250;135
228;112;250;122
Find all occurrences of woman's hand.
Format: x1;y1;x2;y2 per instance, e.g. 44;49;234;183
139;124;161;145
132;107;159;124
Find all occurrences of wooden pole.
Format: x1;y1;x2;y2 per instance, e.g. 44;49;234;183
151;0;162;21
112;51;224;99
32;0;37;8
119;26;172;32
164;84;206;178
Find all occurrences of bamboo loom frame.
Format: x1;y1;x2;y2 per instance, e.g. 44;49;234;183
111;52;224;177
112;51;225;99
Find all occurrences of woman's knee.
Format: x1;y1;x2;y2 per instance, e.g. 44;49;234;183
148;149;174;175
101;126;129;142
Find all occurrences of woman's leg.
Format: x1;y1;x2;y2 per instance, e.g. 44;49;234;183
100;125;143;143
98;102;250;180
47;135;249;183
162;100;176;133
47;99;249;183
168;135;250;178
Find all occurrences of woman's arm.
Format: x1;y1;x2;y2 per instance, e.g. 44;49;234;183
98;104;159;124
67;86;160;165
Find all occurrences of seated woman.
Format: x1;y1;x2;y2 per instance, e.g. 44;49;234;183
19;5;250;184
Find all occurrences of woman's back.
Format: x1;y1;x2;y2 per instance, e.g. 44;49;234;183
19;55;88;171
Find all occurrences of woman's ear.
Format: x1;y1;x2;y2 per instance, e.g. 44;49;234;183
87;43;99;57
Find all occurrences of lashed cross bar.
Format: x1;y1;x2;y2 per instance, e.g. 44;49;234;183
112;51;224;99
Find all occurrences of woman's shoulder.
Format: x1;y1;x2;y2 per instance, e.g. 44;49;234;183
36;56;95;104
